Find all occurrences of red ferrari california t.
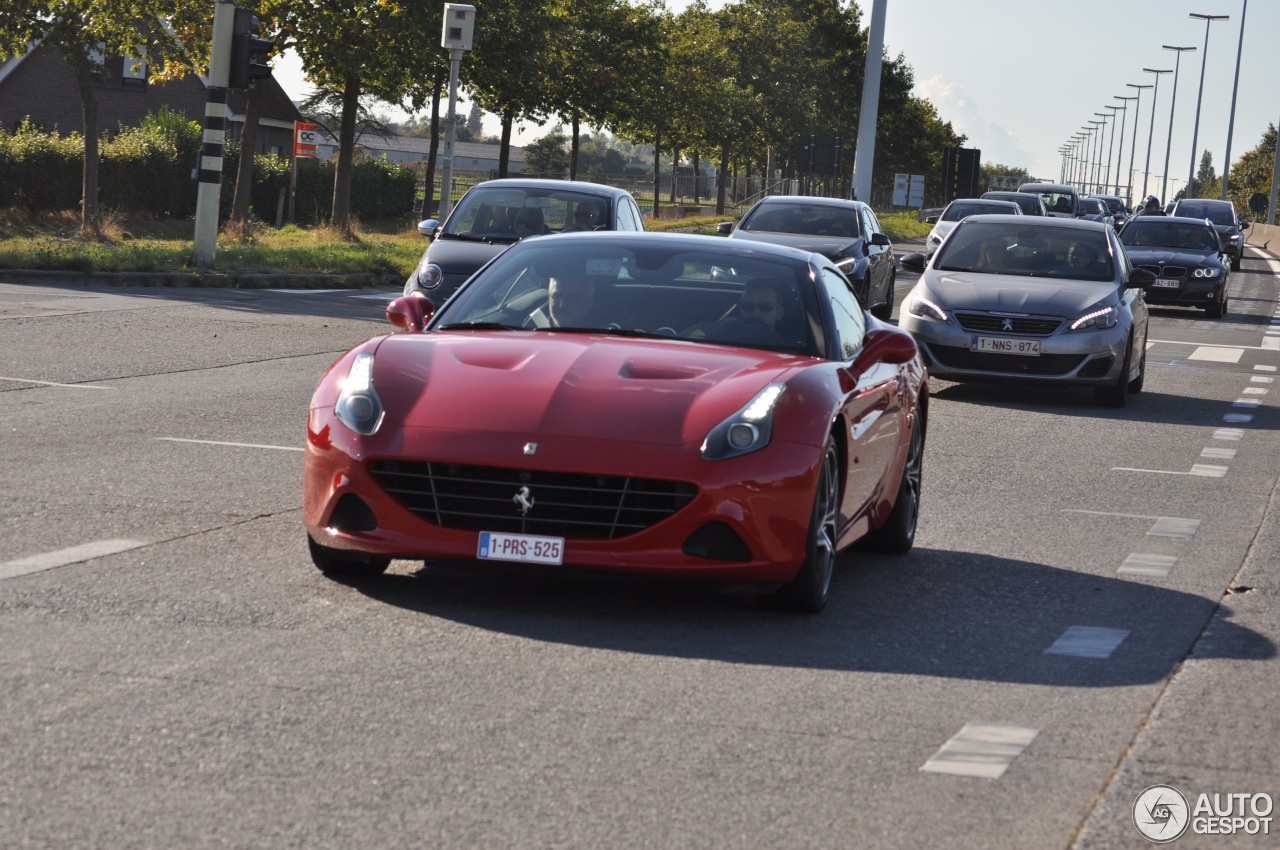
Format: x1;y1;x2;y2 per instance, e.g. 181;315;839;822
303;231;928;612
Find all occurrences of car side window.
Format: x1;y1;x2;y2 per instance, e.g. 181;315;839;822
620;198;643;231
860;207;879;238
820;269;865;360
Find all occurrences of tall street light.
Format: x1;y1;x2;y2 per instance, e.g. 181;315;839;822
1125;83;1152;206
1094;113;1112;194
1161;45;1196;204
1114;96;1137;199
1141;69;1170;199
1103;105;1122;196
1186;13;1228;199
1221;0;1248;199
1082;125;1098;193
1071;134;1088;188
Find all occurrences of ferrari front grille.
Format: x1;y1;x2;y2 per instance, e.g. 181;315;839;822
369;460;698;539
955;312;1062;336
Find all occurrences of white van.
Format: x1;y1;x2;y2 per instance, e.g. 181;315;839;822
1018;182;1082;219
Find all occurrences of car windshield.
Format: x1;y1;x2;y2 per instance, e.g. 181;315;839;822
739;203;861;237
941;202;1015;222
934;221;1114;281
1175;203;1234;226
1121;221;1219;251
433;240;822;356
442;186;611;238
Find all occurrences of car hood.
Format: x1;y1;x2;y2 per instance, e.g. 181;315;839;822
923;271;1118;315
728;230;860;259
1124;247;1218;266
369;332;806;446
424;235;514;275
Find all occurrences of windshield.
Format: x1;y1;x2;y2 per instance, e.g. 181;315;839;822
433;240;822;356
934;221;1115;281
1027;190;1075;214
941;202;1016;222
443;186;612;238
739;203;861;237
1121;221;1219;251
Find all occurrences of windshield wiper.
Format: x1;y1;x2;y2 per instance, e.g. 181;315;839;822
436;321;522;331
439;233;517;244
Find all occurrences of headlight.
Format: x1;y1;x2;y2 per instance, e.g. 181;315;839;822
334;353;385;436
1227;233;1241;242
928;232;942;245
1069;304;1119;331
835;257;856;273
415;263;444;290
701;383;785;460
1193;267;1220;278
908;294;948;322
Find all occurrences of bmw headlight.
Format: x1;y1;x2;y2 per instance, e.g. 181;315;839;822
702;382;785;460
414;263;444;290
334;353;385;436
908;294;949;322
1192;267;1220;278
1069;303;1119;331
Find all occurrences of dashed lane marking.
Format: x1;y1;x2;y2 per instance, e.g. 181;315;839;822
1188;346;1244;363
1213;428;1245;440
1044;626;1130;659
1201;447;1237;460
1061;511;1200;538
1119;554;1178;577
156;437;303;452
920;723;1039;780
1;539;147;580
1111;464;1228;477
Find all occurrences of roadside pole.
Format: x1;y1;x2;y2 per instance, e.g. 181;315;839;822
193;0;236;267
851;0;886;202
437;4;475;221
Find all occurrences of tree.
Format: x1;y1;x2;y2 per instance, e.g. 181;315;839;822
1224;124;1276;219
523;129;569;174
1191;149;1218;199
0;0;206;232
466;102;484;140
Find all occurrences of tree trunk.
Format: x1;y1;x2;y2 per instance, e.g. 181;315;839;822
498;108;513;177
716;145;728;215
650;129;661;222
330;75;360;237
74;65;100;232
230;82;264;225
569;113;580;180
692;151;700;205
421;72;444;220
669;146;678;205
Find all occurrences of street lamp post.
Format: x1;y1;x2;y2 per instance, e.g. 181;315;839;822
1103;105;1122;196
1221;0;1248;200
1186;14;1228;199
1094;113;1112;194
1140;69;1170;200
1114;96;1137;199
1125;83;1153;207
1089;121;1106;194
1161;45;1196;204
1071;135;1087;189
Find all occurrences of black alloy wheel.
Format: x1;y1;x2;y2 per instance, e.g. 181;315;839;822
862;413;924;554
764;437;840;613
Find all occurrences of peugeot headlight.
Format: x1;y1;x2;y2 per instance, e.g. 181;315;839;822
1069;303;1119;331
928;232;943;246
334;353;385;436
908;294;948;322
414;263;444;290
1192;267;1220;278
835;256;857;274
701;383;785;460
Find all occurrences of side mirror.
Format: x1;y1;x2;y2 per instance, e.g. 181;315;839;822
856;327;919;366
899;252;927;274
1241;221;1250;230
386;293;436;332
1129;267;1158;289
716;222;734;235
924;215;938;224
870;232;892;247
417;218;439;237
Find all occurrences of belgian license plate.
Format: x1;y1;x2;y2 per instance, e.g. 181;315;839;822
477;531;565;565
971;335;1041;356
1153;278;1181;288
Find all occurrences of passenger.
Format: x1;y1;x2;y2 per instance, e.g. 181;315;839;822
563;202;601;232
513;208;551;237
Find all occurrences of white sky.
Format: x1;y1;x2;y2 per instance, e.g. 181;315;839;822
274;0;1276;201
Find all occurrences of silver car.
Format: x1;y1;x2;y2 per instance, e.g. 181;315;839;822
898;215;1155;407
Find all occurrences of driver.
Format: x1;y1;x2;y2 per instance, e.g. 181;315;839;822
547;275;595;327
737;278;787;334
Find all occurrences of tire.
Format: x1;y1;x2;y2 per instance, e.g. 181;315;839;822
862;413;924;554
1127;342;1146;394
871;272;895;321
1095;337;1132;408
307;534;391;578
1205;299;1224;319
764;438;840;613
1231;253;1241;271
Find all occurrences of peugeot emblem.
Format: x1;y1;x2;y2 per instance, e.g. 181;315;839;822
513;486;535;516
1001;318;1014;331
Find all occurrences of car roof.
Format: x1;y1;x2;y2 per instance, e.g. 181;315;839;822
531;229;832;263
751;195;867;210
948;199;1020;209
1018;183;1076;192
1173;198;1233;209
462;178;634;200
1129;215;1218;226
953;214;1107;231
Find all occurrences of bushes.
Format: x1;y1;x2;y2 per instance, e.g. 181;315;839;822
0;114;417;225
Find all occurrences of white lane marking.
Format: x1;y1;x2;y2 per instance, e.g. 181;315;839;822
1044;626;1130;659
1150;339;1274;351
1257;365;1278;372
1111;465;1228;477
920;723;1039;780
1;539;147;580
1213;428;1245;440
1224;413;1254;423
1120;553;1178;577
1201;447;1237;460
0;376;116;390
351;292;402;301
156;437;303;452
1242;387;1268;395
1233;398;1262;408
1251;376;1275;384
1265;338;1280;351
1149;517;1201;538
1188;346;1243;363
265;289;357;294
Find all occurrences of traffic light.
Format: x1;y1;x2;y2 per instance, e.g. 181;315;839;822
229;6;273;89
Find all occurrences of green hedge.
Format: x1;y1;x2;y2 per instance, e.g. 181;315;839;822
0;114;416;224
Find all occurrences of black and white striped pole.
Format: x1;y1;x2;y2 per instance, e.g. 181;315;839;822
194;0;237;267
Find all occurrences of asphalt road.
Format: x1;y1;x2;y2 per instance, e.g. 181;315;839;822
1;246;1277;849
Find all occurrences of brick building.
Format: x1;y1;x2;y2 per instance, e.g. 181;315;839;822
0;44;304;155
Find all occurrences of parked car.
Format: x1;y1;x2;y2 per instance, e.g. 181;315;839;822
403;179;647;306
1169;198;1249;271
717;196;896;320
305;232;929;613
1086;194;1129;230
924;198;1022;261
898;215;1155;407
1018;182;1082;218
1119;215;1230;317
982;190;1047;216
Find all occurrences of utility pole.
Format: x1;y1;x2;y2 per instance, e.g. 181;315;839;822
851;0;887;202
193;0;236;267
437;4;475;221
1221;0;1248;199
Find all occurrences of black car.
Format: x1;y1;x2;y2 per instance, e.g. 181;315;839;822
1119;215;1230;317
404;179;647;306
1169;198;1249;271
981;190;1047;216
718;196;896;320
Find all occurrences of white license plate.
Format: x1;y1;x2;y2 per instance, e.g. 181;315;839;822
477;531;565;565
1153;278;1181;288
970;336;1041;356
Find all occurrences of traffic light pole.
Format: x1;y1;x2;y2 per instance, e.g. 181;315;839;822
194;0;236;267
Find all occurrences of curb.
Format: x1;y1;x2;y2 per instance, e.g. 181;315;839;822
0;269;404;289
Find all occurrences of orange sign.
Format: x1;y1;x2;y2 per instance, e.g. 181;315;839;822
294;121;318;159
